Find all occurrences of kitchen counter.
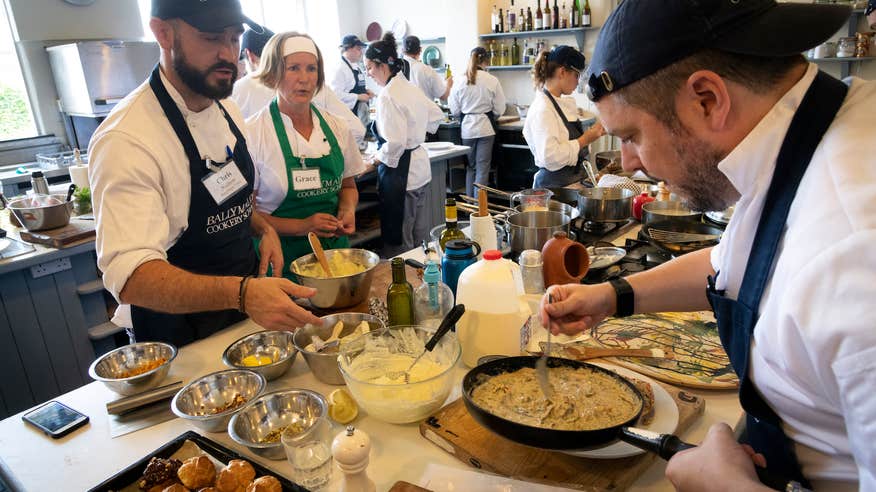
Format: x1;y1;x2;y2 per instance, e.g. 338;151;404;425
0;316;743;492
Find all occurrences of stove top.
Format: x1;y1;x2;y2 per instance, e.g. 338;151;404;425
582;238;672;284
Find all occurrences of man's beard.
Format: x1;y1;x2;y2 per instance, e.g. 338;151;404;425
172;38;237;100
666;128;736;212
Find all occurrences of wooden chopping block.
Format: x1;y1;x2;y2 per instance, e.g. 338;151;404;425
19;220;95;248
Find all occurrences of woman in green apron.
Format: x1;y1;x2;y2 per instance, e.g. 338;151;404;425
245;32;365;278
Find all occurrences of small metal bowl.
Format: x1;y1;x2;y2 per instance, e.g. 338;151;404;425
222;330;297;381
88;342;177;396
293;313;385;385
290;249;380;309
171;369;266;433
228;389;328;460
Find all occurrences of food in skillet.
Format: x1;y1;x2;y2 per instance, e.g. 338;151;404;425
470;366;641;430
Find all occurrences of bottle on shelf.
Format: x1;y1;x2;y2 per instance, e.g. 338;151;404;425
582;0;591;27
386;257;414;327
552;0;560;29
511;37;520;66
439;198;467;250
501;42;510;65
560;2;568;29
499;8;505;33
522;39;530;64
543;0;551;30
520;8;526;31
492;4;500;33
535;2;543;30
488;40;497;65
508;0;516;32
570;0;579;28
526;6;533;31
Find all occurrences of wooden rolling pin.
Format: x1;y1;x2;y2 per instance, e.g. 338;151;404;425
478;188;488;217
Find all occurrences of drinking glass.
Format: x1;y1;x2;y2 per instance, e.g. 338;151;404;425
282;415;334;489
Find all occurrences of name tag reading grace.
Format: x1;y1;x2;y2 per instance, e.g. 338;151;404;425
202;161;247;205
292;168;322;191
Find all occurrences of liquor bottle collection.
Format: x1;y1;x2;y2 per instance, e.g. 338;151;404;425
491;0;591;34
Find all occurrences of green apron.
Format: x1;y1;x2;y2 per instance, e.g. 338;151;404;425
269;99;349;278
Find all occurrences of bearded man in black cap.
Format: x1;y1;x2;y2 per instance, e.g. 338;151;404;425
540;1;876;490
89;0;321;347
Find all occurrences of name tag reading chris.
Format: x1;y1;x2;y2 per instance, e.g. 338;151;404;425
292;168;321;191
202;161;247;205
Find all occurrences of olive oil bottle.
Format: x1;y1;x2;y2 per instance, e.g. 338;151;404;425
386;257;414;327
439;198;467;250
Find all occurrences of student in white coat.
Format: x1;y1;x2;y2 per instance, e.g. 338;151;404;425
232;29;365;144
523;45;604;188
364;37;444;257
402;36;452;101
449;47;506;197
329;34;374;131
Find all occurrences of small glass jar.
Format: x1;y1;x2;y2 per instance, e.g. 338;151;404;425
837;37;856;58
518;249;545;295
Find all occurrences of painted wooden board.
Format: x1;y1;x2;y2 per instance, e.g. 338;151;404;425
419;381;705;491
554;311;738;389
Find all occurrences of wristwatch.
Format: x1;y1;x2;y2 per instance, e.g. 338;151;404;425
609;278;635;317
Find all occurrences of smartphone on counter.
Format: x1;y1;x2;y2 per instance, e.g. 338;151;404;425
22;400;89;438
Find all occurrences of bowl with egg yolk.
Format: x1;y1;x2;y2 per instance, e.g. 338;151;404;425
222;330;297;381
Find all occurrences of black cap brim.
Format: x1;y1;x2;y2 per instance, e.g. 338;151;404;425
712;3;850;56
181;7;262;33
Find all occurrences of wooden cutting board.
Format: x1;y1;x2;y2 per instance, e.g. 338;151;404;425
389;481;433;492
19;220;95;248
419;382;704;491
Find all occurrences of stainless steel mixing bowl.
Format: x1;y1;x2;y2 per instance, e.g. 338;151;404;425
228;389;328;460
293;313;385;385
290;249;380;309
171;369;266;433
88;341;177;396
222;330;297;381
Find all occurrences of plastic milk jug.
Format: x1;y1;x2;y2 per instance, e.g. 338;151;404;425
455;250;532;367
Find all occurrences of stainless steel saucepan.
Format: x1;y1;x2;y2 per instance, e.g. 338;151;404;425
577;188;634;223
1;187;75;231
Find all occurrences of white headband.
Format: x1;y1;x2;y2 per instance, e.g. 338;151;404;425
282;36;318;57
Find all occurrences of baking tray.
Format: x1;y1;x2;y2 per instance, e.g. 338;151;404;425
87;430;308;491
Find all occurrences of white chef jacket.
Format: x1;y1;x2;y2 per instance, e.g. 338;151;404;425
403;54;447;101
312;87;366;145
373;74;444;191
245;105;365;214
448;70;506;140
89;69;247;328
329;56;364;110
231;72;274;119
522;89;581;171
710;63;876;491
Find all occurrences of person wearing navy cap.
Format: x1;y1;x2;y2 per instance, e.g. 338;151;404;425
231;26;276;118
522;45;605;188
88;0;322;347
330;34;374;131
541;1;876;491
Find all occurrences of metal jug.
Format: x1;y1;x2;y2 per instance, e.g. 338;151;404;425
442;239;481;296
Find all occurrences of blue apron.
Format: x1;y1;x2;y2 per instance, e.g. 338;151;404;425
706;71;847;488
370;116;417;247
131;66;258;346
533;88;588;188
342;57;368;115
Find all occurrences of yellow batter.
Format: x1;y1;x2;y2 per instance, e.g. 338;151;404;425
296;259;367;278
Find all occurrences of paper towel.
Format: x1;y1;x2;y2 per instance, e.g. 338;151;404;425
69;165;89;189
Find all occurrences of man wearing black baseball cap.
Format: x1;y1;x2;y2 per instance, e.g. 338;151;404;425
541;1;876;491
231;26;276;118
88;0;321;347
330;34;374;130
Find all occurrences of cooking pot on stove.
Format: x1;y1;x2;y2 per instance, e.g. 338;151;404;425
641;200;702;228
505;210;572;254
577;188;634;223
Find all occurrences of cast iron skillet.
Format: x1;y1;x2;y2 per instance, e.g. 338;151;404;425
462;356;790;490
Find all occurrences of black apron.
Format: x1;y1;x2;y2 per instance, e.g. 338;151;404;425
131;66;259;347
706;71;848;489
533;89;588;188
370;106;418;247
342;57;368;115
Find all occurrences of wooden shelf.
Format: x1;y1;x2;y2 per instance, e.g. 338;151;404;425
479;26;598;39
487;64;534;71
419;37;446;44
807;56;876;62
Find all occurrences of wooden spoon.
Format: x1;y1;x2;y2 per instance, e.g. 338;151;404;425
307;232;333;277
477;188;488;217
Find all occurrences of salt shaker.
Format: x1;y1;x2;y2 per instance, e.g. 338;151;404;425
518;249;545;295
30;171;50;195
331;426;375;492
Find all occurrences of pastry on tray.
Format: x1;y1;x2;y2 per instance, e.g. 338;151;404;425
138;457;183;491
246;476;282;492
178;456;216;489
215;459;256;492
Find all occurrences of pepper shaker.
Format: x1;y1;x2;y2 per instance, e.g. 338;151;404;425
331;425;375;492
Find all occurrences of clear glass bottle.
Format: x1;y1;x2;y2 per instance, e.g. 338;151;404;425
439;198;467;251
386;257;414;327
413;261;454;330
